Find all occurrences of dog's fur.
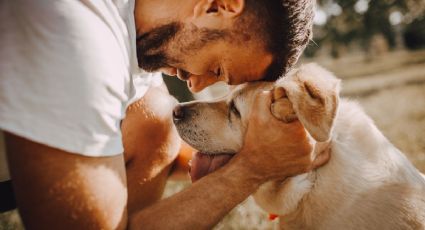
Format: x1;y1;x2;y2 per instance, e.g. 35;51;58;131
174;63;425;229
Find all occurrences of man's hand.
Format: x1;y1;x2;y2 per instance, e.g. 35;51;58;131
235;89;315;182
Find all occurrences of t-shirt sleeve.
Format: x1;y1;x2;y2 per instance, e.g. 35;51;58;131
0;1;133;156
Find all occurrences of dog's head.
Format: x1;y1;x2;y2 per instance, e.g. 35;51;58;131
173;82;273;154
173;63;340;180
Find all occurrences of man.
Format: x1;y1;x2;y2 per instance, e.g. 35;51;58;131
0;0;319;229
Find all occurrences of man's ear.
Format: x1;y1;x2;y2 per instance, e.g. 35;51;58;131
274;63;341;142
193;0;245;19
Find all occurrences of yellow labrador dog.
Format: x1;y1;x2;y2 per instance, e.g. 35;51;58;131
173;63;425;229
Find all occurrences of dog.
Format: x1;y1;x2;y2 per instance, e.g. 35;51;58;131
173;63;425;229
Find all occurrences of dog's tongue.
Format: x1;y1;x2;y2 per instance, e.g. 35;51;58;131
190;152;233;182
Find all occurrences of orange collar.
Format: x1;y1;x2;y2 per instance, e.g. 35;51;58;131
268;213;279;221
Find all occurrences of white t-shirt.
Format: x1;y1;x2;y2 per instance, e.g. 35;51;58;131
0;0;162;181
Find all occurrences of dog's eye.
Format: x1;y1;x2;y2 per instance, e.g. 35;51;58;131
229;100;240;117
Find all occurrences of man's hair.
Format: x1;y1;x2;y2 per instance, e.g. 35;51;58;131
241;0;315;81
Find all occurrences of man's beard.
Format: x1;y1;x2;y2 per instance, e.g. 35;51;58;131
136;22;182;72
136;22;227;72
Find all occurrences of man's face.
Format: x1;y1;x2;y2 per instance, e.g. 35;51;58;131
134;0;274;92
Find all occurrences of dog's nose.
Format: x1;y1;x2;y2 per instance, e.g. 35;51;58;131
173;105;185;121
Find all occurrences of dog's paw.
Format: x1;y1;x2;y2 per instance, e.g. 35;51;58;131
271;87;297;123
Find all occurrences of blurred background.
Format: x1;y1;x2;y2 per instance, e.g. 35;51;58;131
2;0;425;229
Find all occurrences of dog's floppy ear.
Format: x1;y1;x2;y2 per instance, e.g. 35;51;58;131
274;63;340;142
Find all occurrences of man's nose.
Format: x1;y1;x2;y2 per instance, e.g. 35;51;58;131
173;105;186;122
159;67;177;76
177;69;190;80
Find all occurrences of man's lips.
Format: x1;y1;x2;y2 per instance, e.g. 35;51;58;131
190;152;234;182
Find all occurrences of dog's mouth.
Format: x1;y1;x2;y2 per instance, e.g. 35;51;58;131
190;152;234;182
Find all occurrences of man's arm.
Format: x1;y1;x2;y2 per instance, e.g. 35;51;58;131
129;153;261;229
5;133;128;230
6;90;315;229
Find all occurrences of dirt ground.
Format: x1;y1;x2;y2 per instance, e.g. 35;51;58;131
1;50;424;229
